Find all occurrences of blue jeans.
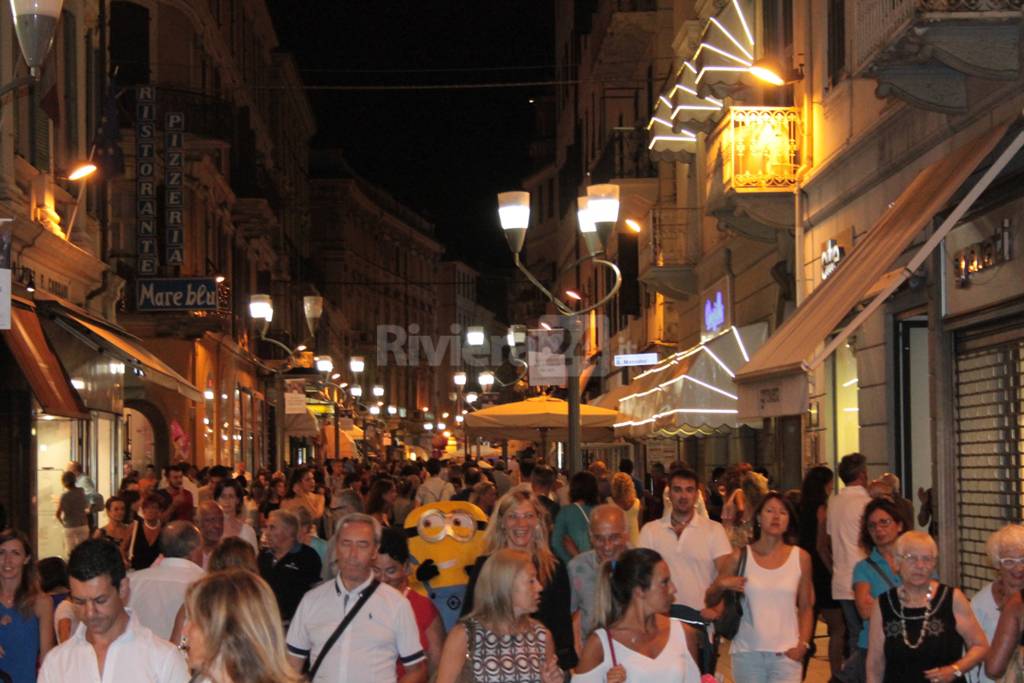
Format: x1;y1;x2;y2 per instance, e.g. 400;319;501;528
731;651;803;683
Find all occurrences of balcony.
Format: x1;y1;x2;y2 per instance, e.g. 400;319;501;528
118;85;237;144
590;128;658;184
852;0;1021;113
706;107;801;242
589;0;658;81
638;207;699;301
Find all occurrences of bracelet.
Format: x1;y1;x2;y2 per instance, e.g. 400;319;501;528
951;664;963;679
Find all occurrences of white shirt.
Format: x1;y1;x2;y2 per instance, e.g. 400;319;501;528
731;545;802;653
224;520;259;550
570;619;701;683
286;575;426;683
826;484;871;600
970;582;999;683
638;513;732;610
415;476;454;505
127;557;205;640
38;611;189;683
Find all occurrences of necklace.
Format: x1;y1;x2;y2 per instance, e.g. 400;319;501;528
889;584;944;650
143;519;160;530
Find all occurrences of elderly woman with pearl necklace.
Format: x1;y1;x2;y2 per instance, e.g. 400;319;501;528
866;530;988;683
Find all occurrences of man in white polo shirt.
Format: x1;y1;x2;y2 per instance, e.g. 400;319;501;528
826;452;871;681
127;521;204;640
638;466;732;617
39;539;188;683
287;512;426;683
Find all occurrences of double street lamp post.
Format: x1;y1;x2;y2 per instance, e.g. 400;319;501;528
497;185;623;474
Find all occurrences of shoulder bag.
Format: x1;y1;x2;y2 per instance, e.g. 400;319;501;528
308;580;380;680
713;546;747;640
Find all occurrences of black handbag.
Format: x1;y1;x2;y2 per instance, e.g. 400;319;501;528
713;545;747;639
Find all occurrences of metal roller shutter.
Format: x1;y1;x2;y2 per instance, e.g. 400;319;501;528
955;318;1024;592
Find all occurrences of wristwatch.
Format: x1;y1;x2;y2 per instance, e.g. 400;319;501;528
951;664;964;679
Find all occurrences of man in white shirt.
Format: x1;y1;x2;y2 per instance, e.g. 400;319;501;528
826;452;872;677
638;466;732;618
39;539;188;683
287;513;427;683
415;459;454;505
127;521;205;640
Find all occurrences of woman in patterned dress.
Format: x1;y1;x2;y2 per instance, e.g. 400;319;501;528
436;548;563;683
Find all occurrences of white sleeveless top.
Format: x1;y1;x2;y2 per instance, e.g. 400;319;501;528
570;619;701;683
731;544;802;653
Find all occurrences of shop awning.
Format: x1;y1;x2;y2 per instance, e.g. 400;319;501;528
284;409;319;437
615;323;768;438
47;308;203;402
1;302;87;418
464;395;618;441
735;119;1024;419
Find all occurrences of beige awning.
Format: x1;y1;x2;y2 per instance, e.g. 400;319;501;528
735;120;1024;418
284;409;319;437
464;395;618;441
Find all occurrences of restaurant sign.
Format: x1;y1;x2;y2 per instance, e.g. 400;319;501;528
136;277;219;312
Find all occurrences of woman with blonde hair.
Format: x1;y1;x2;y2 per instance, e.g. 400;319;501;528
182;568;303;683
437;549;562;683
609;472;641;546
461;490;577;671
980;525;1024;681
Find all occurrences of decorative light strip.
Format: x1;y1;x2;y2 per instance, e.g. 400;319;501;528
701;346;735;378
647;116;675;130
695;42;752;68
708;16;754;61
732;0;756;49
695;65;749;85
615;407;740;428
731;326;750;363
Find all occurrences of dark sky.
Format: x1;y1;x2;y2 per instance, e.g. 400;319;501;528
267;2;555;295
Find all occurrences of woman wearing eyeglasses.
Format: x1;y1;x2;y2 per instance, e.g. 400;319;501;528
461;490;577;671
866;530;988;683
978;525;1024;682
850;498;906;678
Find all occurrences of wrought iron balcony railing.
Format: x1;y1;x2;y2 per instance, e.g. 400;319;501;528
722;107;801;193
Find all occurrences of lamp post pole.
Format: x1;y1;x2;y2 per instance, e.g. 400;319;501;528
497;186;622;474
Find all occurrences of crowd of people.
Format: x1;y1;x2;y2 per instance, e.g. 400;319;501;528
0;453;1022;683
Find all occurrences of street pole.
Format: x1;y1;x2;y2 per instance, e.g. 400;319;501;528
566;316;583;473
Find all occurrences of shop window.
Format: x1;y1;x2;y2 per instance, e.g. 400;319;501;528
830;342;859;470
35;415;80;559
827;0;846;89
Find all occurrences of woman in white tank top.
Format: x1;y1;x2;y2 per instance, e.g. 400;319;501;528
571;548;702;683
706;491;815;683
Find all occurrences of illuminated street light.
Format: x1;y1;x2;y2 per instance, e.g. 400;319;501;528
387;405;398;415
453;371;467;386
466;326;486;346
350;385;363;397
372;385;385;397
315;355;334;373
564;290;582;301
437;422;446;431
424;422;434;431
66;162;97;181
349;356;365;373
248;294;273;322
455;415;464;424
369;405;380;415
478;371;494;391
465;391;479;404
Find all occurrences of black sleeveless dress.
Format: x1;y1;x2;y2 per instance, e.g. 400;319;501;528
879;583;963;683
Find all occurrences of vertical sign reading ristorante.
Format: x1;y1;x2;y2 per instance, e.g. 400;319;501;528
164;112;184;266
136;87;158;275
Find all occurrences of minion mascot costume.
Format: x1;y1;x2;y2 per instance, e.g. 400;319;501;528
405;500;488;631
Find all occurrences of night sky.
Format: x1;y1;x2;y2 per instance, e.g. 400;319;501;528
267;2;556;315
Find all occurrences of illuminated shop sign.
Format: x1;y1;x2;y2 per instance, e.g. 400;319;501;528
701;276;732;341
820;239;845;280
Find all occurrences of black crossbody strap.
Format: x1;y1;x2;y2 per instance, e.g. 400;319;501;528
308;580;380;680
866;556;898;590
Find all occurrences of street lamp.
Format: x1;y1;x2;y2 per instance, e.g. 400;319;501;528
424;422;434;431
478;371;494;392
465;391;478;404
497;185;623;473
369;405;380;416
372;385;385;397
350;385;363;398
387;405;398;416
349;356;365;374
466;326;486;346
315;355;334;374
453;371;467;387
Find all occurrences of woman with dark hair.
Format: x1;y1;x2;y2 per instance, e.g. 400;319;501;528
552;471;600;564
216;477;258;549
798;465;845;677
849;497;906;679
281;466;325;529
37;556;76;643
364;478;397;527
258;476;287;529
0;529;55;681
127;492;167;570
374;526;444;676
571;548;701;682
707;491;814;683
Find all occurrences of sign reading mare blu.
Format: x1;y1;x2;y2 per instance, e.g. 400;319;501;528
136;278;218;312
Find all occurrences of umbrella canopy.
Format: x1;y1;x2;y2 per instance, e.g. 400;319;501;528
464;395;618;441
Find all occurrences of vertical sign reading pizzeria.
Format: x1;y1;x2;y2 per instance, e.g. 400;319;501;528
136;87;158;275
164;112;185;267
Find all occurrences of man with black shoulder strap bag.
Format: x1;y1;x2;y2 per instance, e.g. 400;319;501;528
286;512;427;683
